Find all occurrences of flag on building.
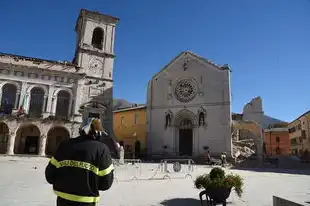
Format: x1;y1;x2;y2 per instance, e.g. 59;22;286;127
17;96;26;115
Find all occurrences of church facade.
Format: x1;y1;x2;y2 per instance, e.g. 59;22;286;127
0;9;119;156
146;51;232;157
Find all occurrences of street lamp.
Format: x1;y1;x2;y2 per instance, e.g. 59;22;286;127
132;132;137;160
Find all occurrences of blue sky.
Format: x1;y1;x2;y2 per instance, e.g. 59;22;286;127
1;0;309;122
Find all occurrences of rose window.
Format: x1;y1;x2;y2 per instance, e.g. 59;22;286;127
174;79;197;103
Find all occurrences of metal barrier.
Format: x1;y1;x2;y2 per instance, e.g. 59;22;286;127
112;158;142;182
112;158;195;182
160;159;195;179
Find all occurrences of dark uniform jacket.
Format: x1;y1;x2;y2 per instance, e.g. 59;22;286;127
45;135;114;204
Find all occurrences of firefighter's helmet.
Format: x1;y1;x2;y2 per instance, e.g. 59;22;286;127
79;118;104;137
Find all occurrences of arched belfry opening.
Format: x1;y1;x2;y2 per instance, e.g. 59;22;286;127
91;27;104;50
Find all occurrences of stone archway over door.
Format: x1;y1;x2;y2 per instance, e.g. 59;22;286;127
0;122;9;153
15;124;40;154
46;126;70;156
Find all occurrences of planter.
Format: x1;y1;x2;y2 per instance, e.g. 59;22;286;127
206;187;231;203
199;188;231;206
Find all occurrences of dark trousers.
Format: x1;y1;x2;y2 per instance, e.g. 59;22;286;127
57;197;96;206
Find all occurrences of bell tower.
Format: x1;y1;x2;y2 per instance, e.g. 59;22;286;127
73;9;119;136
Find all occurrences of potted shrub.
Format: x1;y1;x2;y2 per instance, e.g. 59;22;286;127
194;167;243;205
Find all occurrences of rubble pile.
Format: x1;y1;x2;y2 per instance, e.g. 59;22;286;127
232;139;256;162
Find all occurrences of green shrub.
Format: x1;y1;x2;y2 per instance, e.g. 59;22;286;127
194;167;244;198
209;167;225;179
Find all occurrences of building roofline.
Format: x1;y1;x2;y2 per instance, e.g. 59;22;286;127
290;110;310;124
75;9;120;31
151;51;230;80
264;128;288;132
113;105;146;113
0;52;77;67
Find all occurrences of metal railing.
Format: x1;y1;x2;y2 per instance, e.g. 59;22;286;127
159;159;195;179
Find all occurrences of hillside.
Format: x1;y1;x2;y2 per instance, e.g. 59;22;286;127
113;99;132;110
261;115;287;129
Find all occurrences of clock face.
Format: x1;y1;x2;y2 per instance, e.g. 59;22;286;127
89;58;103;73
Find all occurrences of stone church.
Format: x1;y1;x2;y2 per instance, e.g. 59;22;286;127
146;51;232;157
0;9;119;156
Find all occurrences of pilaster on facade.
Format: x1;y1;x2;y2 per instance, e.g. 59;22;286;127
38;135;47;156
6;134;15;155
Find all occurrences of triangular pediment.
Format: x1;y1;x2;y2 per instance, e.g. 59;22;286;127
152;51;230;80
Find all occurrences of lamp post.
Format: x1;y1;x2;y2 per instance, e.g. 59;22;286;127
132;132;137;160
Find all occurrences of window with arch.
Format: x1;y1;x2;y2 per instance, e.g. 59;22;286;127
91;27;104;50
29;87;45;118
55;90;70;119
1;83;18;114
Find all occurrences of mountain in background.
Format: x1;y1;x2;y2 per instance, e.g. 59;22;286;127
113;99;133;110
261;115;287;129
113;99;287;126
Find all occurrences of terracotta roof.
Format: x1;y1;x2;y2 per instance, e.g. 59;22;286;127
0;52;77;67
152;51;230;79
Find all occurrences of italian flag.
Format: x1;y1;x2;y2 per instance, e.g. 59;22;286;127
17;95;26;115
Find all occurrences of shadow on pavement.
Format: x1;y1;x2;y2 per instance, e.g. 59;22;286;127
160;198;234;206
160;198;201;206
232;167;310;176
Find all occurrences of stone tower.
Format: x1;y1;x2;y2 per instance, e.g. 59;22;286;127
242;96;264;126
73;9;119;136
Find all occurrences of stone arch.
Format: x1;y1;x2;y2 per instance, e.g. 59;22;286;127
0;81;21;93
28;87;46;118
173;109;198;127
53;89;72;118
46;126;70;156
0;122;9;153
1;83;18;114
91;27;104;50
26;84;48;95
0;81;21;111
14;124;41;154
232;121;263;160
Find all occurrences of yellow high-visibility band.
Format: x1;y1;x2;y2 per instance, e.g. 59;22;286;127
50;157;113;177
54;190;100;203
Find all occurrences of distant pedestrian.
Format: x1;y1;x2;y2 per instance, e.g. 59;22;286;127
221;152;227;167
205;150;211;165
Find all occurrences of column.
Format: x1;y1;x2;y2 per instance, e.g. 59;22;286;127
74;82;84;115
51;97;57;116
0;91;2;107
42;95;47;113
38;135;47;156
67;98;73;118
14;92;20;109
46;86;55;114
6;134;16;155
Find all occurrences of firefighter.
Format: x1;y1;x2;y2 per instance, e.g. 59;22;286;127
45;118;114;206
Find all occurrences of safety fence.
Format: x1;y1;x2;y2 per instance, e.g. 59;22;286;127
111;158;195;182
160;159;195;179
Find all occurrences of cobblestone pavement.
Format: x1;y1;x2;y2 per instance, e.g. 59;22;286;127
0;156;309;206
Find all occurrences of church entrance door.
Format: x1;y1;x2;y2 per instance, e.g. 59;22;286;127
179;129;193;156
